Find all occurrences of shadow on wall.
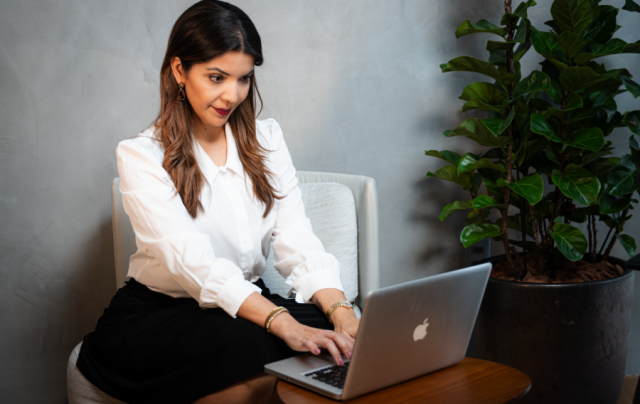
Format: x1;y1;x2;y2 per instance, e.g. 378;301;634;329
403;0;506;276
1;216;116;403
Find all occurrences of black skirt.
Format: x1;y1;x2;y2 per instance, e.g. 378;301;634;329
76;278;332;404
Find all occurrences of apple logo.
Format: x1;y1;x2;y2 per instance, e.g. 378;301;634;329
413;318;430;341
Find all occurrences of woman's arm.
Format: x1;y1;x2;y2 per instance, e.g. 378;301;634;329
237;292;353;365
117;136;261;317
311;289;360;342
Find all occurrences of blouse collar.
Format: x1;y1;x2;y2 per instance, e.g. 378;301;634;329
192;122;245;182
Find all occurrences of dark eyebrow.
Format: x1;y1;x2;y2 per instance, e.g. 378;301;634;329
206;67;255;77
206;67;230;75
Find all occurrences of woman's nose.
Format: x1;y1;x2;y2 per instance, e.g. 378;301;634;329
220;82;239;106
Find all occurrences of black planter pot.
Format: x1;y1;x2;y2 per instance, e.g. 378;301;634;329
472;255;635;404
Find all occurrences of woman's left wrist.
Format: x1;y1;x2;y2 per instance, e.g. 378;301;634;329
330;306;357;323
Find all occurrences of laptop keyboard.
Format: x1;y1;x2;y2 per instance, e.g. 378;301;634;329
304;361;350;389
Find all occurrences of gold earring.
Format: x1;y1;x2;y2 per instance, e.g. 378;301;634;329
178;82;186;101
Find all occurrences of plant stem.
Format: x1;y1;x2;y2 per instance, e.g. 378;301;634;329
502;0;516;277
547;90;569;275
603;208;629;260
599;226;614;256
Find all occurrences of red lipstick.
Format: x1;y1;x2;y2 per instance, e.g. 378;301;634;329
213;107;231;116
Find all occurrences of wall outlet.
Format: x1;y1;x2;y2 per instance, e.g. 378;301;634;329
465;238;491;267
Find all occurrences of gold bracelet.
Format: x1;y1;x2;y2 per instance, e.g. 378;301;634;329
265;307;289;333
325;299;354;324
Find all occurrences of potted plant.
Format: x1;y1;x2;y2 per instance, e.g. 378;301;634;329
427;0;639;402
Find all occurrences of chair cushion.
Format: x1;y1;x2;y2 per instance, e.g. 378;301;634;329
262;182;358;302
67;342;126;404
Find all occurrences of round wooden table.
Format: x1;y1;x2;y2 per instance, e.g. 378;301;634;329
277;357;531;403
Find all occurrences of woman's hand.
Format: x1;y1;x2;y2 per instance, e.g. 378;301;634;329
269;313;353;366
331;309;360;343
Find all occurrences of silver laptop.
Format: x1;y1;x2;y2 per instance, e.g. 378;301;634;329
264;262;492;400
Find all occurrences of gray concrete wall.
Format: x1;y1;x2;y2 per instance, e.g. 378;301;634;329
0;0;638;402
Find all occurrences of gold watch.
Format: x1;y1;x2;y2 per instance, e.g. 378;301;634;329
325;299;354;323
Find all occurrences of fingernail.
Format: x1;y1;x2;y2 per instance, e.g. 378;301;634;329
339;358;344;366
347;351;352;359
314;349;320;354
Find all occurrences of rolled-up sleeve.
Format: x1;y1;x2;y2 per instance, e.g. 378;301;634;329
117;138;261;317
266;120;344;303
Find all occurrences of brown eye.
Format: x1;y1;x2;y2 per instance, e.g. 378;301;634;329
210;75;223;83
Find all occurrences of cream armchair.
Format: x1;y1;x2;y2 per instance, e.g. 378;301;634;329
66;171;380;403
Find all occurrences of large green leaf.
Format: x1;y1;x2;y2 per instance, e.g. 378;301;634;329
622;41;640;54
513;70;551;99
607;155;639;196
439;200;473;222
547;92;583;118
588;91;618;123
567;128;605;151
550;0;593;35
460;224;503;248
599;193;631;214
462;99;506;113
630;135;640;158
455;20;506;38
553;31;585;57
558;67;601;92
617;234;637;257
445;118;512;147
623;0;640;12
545;79;564;105
550;223;588;262
513;15;531;43
514;41;533;62
440;56;514;85
623;111;640;136
457;153;507;174
465;210;485;225
458;82;507;103
497;107;516;136
591;5;619;44
531;113;566;143
472;195;507;210
480;119;504;136
424;150;461;166
427;166;473;189
574;38;628;63
486;40;517;52
552;164;602;205
530;26;566;61
501;13;522;26
621;76;640;98
501;174;545;205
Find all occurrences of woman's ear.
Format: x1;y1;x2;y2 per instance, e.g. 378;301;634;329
169;56;186;84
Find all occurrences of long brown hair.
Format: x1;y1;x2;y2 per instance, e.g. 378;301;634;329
154;0;280;218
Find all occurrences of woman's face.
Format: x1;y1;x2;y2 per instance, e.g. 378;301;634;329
170;51;255;131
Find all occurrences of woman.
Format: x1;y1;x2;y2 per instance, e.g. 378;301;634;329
76;1;360;403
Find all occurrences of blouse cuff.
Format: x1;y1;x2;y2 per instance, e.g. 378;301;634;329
200;258;262;317
290;268;344;304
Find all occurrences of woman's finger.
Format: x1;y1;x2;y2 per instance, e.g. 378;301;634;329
317;337;344;366
305;340;321;355
326;331;353;357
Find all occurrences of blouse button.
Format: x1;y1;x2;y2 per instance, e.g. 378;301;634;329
242;237;249;244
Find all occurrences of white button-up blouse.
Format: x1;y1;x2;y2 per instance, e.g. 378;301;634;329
117;118;344;318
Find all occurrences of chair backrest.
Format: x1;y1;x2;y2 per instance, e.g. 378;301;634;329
261;182;359;302
111;171;379;308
